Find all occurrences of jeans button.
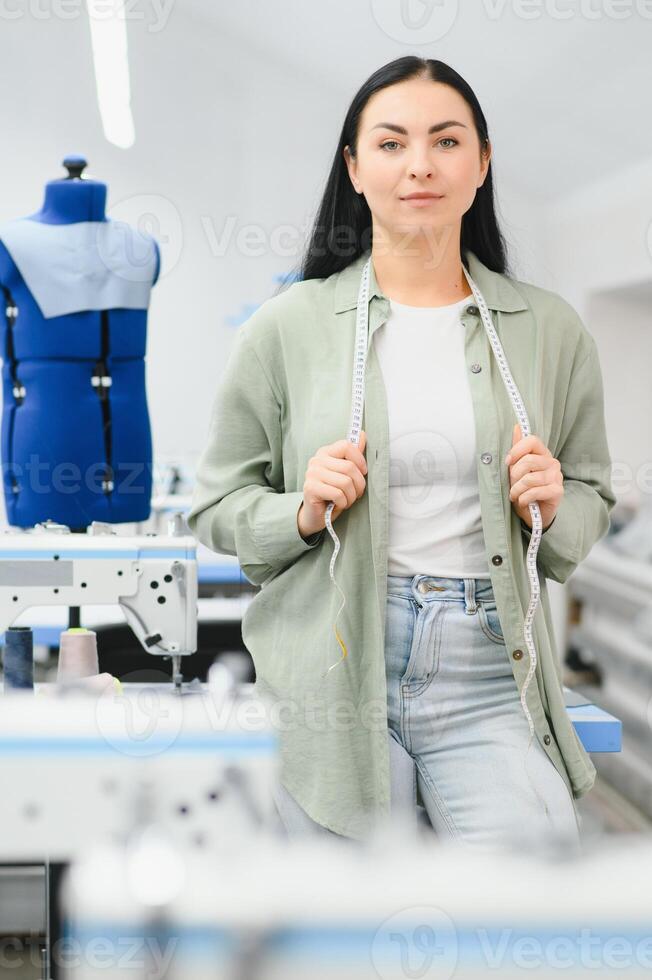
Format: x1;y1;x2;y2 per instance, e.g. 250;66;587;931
417;581;429;594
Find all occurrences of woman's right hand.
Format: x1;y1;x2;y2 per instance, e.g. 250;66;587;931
298;431;368;539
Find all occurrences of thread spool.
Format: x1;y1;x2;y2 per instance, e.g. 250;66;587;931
3;626;34;691
59;672;121;696
57;627;99;682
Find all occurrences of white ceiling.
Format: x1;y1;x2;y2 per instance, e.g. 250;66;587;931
187;0;652;204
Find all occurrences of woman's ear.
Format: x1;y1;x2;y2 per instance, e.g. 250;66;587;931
478;139;492;188
343;145;360;194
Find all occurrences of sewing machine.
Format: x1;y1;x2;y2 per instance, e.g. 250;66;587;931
0;517;198;689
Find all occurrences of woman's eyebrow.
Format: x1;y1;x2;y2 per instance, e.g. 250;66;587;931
370;120;468;134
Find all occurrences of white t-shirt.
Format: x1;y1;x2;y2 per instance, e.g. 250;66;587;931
372;295;492;579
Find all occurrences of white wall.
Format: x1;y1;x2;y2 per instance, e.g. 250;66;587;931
539;156;652;512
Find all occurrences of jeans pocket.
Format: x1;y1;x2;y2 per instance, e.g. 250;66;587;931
478;599;505;645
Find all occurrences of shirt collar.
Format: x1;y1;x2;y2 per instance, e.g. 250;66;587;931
333;247;528;314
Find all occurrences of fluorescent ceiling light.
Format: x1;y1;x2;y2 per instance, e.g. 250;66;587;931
85;0;135;149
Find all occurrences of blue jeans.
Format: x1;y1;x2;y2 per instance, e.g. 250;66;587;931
272;574;581;852
383;573;581;851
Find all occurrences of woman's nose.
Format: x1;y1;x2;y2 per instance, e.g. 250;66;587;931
407;156;434;178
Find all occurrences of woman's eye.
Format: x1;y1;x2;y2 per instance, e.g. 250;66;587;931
379;137;458;151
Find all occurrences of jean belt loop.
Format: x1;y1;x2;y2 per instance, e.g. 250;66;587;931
464;578;477;615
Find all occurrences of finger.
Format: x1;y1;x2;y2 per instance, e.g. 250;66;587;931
311;478;350;511
507;423;523;463
506;434;550;466
510;423;527;454
315;465;361;508
510;453;559;482
318;456;366;497
516;484;562;507
318;435;368;475
509;467;557;500
341;438;368;476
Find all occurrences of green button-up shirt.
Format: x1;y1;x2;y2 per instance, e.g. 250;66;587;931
187;247;616;839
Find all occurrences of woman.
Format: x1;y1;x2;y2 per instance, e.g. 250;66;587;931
187;57;615;850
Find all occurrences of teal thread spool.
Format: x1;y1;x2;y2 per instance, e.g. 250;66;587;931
4;626;34;691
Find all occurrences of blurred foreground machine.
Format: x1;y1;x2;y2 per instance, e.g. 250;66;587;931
0;666;639;980
0;659;637;980
0;673;279;863
60;809;652;980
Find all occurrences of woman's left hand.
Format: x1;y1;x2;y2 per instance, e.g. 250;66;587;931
505;423;563;531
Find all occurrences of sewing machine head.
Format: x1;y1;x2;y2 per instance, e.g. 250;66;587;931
0;517;198;689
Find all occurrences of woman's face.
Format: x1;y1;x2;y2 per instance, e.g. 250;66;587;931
344;77;491;250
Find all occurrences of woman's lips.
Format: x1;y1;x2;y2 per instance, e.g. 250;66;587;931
400;195;444;207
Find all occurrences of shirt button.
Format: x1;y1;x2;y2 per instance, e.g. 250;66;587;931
465;305;479;315
543;734;551;745
512;649;523;660
481;453;492;464
491;555;503;566
470;363;482;373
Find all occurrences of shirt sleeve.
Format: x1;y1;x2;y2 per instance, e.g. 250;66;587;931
186;327;324;587
520;337;616;584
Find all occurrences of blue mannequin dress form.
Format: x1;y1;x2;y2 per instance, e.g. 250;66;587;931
0;156;160;530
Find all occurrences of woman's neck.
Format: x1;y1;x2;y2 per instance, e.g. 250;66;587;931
371;235;472;307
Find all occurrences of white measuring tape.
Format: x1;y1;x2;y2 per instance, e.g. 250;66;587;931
322;254;550;816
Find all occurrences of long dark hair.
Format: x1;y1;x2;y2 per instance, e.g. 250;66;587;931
279;56;510;293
